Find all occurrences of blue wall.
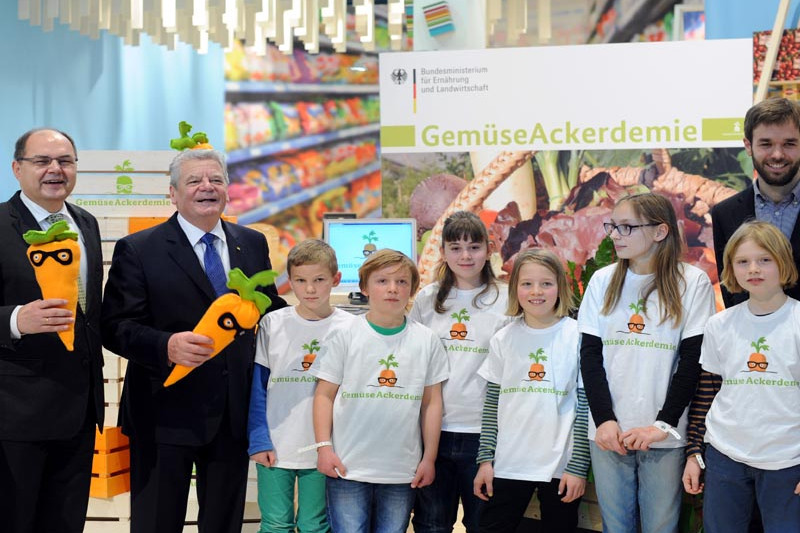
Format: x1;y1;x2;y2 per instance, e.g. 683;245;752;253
0;3;223;200
706;0;800;39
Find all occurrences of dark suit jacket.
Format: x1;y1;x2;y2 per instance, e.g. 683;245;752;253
711;183;800;307
101;214;285;446
0;192;104;440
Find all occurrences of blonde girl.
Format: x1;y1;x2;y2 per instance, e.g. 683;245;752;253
473;249;589;533
578;192;715;533
409;211;509;533
683;221;800;533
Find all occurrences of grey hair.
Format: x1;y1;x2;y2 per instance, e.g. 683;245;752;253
168;149;229;187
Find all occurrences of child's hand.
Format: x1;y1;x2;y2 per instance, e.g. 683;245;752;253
473;462;494;501
558;473;586;503
795;481;800;495
250;450;276;467
595;420;626;455
317;446;346;478
411;457;435;488
682;455;704;494
620;425;667;451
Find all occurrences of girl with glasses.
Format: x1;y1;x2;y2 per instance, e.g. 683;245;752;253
578;192;715;533
683;221;800;533
408;211;509;533
473;249;589;533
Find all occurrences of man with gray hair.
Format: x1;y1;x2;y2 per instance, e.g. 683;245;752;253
102;148;285;533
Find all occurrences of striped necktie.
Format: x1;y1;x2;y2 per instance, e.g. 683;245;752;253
44;213;86;310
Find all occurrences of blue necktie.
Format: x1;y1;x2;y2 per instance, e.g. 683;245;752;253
201;233;229;297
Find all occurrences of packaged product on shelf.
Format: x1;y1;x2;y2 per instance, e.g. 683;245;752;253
344;97;368;125
348;175;372;216
265;44;294;82
354;139;377;165
224;103;240;152
362;95;380;123
309;187;350;236
227;182;263;215
323;100;348;130
246;103;278;146
313;52;343;83
258;160;302;201
324;143;359;178
269;102;303;139
224;40;249;81
297;101;332;135
291;48;321;83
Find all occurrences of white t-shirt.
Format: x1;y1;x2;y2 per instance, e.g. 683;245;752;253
577;263;715;448
309;316;449;483
478;316;581;481
409;282;510;433
255;307;355;469
701;298;800;470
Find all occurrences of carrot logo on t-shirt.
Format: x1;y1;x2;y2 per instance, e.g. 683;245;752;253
526;348;548;382
300;339;320;371
449;308;470;340
626;299;647;334
378;354;399;387
745;336;771;373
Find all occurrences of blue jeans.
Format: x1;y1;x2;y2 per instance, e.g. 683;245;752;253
413;431;483;533
325;476;415;533
589;442;684;533
703;445;800;533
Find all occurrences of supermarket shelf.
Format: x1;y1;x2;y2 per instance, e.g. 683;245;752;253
227;123;380;165
225;81;379;94
236;161;381;224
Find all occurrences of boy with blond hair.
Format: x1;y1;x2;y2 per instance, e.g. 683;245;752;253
248;239;353;533
310;249;449;533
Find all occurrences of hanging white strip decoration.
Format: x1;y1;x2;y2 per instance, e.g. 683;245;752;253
506;0;522;44
537;0;550;44
131;0;143;28
19;0;395;55
162;0;176;30
353;0;374;50
387;0;403;50
192;0;207;26
486;0;502;41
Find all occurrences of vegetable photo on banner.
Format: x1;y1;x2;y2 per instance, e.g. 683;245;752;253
23;219;80;351
164;268;278;387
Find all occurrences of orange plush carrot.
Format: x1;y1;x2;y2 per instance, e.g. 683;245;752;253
22;220;80;351
164;268;277;387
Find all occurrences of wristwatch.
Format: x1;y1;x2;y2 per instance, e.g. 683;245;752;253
653;421;682;440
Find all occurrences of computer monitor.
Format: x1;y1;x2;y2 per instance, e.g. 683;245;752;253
323;218;418;299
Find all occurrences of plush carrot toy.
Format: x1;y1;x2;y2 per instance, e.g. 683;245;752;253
170;120;213;151
164;268;277;387
22;220;80;351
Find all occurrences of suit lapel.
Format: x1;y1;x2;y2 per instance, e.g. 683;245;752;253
165;215;218;301
8;192;41;238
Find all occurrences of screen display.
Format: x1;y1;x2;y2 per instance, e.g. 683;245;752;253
323;218;418;291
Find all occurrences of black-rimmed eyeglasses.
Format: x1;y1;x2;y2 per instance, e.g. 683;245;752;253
17;156;78;169
603;222;659;237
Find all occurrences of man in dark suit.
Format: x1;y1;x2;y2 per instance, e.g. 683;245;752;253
101;148;285;533
712;97;800;307
0;128;104;532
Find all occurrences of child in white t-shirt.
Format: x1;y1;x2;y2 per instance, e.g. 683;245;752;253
682;221;800;533
578;192;715;533
473;249;589;533
247;239;353;533
310;249;449;533
408;211;509;533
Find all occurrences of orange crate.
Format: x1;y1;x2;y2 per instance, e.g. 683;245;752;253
92;448;130;476
90;471;130;498
94;426;129;452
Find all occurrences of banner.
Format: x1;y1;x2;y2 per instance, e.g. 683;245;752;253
380;39;753;152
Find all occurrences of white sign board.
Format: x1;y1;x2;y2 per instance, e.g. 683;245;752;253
379;39;753;152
